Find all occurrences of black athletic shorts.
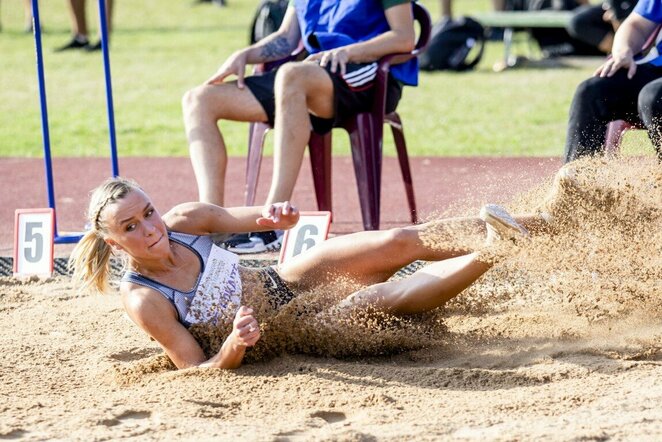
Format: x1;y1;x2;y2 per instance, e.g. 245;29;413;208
244;62;404;134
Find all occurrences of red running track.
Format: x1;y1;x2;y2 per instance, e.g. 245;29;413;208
0;156;561;257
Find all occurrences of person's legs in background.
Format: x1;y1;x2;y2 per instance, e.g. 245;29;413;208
264;62;334;207
86;0;112;50
182;81;270;206
440;0;452;23
564;66;662;162
23;0;34;32
56;0;90;50
0;0;39;33
56;0;113;52
224;62;335;254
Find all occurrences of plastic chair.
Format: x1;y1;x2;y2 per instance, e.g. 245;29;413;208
605;120;637;155
604;25;662;154
244;2;432;230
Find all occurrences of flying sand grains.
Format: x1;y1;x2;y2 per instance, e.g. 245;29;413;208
113;157;660;377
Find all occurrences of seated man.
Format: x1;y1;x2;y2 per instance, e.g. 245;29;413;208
182;0;418;253
565;0;662;162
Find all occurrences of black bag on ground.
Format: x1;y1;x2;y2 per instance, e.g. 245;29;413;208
250;0;289;44
418;17;486;71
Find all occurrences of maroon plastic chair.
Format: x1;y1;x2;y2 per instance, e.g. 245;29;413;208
604;25;662;154
605;120;637;155
245;2;432;230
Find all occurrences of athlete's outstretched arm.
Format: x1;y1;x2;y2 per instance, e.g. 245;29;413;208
162;201;300;235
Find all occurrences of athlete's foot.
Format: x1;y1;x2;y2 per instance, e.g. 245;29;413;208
480;204;530;245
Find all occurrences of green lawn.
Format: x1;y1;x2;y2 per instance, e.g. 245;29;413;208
0;0;654;157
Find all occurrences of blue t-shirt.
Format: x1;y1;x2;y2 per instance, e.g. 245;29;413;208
633;0;662;66
294;0;418;85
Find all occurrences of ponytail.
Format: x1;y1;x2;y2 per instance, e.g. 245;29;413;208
68;177;139;294
69;230;115;294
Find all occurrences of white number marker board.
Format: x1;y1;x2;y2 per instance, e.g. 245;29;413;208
278;211;332;265
13;209;55;277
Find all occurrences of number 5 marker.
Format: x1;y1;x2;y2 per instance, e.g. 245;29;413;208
13;209;55;278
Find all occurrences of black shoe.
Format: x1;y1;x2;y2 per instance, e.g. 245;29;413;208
226;231;283;254
221;233;251;250
55;36;89;52
85;41;103;52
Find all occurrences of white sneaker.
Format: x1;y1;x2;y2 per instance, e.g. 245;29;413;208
480;204;530;242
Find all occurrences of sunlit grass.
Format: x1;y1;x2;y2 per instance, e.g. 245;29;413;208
0;0;657;158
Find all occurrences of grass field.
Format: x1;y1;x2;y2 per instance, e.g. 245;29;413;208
0;0;654;158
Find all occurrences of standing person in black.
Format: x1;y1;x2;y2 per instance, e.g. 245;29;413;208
55;0;113;52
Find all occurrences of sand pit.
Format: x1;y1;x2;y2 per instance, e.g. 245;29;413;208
1;158;660;440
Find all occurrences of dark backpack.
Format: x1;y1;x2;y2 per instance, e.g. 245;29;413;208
250;0;289;44
418;17;486;71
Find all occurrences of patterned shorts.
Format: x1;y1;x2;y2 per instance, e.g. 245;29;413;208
258;266;297;310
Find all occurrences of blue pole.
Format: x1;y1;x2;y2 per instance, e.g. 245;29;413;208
31;0;58;232
32;1;84;244
98;0;119;177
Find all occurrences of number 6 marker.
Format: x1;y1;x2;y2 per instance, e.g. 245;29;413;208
13;209;55;278
279;211;332;265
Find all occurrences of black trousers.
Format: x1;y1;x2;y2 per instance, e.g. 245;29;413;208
565;63;662;162
566;4;611;49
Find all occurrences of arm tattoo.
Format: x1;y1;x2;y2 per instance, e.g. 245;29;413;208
259;36;293;60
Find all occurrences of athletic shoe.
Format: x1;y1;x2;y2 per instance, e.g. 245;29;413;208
480;204;530;243
55;36;89;52
209;232;233;246
85;41;103;52
221;233;251;249
226;230;283;254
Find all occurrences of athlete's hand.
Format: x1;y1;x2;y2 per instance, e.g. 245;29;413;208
256;201;300;229
230;306;260;348
306;48;350;75
206;50;250;88
594;48;637;79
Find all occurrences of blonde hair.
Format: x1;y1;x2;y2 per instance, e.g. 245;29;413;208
69;177;141;294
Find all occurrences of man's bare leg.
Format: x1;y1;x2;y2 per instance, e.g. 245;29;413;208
68;0;87;37
265;62;334;205
182;82;268;206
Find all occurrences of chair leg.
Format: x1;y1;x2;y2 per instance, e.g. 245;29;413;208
604;120;633;156
386;112;417;224
346;114;382;231
245;122;270;206
308;131;333;214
